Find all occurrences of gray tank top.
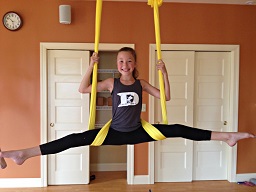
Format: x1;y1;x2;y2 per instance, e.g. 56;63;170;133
110;78;142;132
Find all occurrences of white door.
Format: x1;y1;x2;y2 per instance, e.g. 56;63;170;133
155;51;230;182
47;50;90;185
155;51;195;182
193;52;230;180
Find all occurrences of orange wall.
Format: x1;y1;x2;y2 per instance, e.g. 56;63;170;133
0;0;255;178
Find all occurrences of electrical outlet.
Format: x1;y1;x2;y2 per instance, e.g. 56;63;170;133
142;104;146;112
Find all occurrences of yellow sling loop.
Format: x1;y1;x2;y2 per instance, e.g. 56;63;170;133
89;0;167;146
91;119;166;146
148;0;168;124
88;0;102;130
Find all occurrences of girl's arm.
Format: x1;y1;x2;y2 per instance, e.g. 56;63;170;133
157;59;171;101
141;59;171;101
78;52;114;94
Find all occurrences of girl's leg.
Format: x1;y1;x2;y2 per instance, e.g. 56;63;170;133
40;129;100;155
104;125;255;146
154;124;255;147
0;129;101;168
154;124;212;141
1;125;254;169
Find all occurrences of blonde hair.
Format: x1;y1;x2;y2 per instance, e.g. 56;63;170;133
117;47;139;79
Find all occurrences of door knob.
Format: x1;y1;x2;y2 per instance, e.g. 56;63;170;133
50;123;55;127
224;121;227;125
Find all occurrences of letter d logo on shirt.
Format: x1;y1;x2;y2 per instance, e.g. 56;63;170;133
117;92;139;107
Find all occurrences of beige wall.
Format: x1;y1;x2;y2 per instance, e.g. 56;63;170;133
90;146;127;164
0;0;256;178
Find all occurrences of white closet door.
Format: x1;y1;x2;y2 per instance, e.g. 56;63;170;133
193;52;230;180
47;50;90;185
155;51;195;182
154;51;231;182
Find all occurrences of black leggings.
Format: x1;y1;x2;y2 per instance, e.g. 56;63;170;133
40;124;212;155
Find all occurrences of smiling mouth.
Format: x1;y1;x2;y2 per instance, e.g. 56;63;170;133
121;68;130;72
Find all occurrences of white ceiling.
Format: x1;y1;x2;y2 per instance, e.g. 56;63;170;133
106;0;256;5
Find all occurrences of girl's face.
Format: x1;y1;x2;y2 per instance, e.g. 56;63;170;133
117;51;136;77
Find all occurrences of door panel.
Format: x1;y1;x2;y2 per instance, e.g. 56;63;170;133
193;52;230;180
155;51;195;182
48;50;90;185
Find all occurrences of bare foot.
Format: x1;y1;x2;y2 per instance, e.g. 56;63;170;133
0;150;27;166
226;132;255;147
0;148;7;169
0;146;41;167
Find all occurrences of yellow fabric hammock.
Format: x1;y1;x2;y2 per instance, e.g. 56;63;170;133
89;0;167;146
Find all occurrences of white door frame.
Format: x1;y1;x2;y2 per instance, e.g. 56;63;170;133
40;42;135;186
148;44;240;183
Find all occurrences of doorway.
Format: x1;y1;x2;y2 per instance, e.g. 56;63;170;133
40;43;135;186
148;44;240;183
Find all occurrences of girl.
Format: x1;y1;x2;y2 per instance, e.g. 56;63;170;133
0;47;254;169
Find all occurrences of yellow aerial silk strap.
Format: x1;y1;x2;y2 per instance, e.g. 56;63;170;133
88;0;102;130
148;0;168;124
141;119;166;140
91;119;112;146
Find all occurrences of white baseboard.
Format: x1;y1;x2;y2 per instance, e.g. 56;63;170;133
133;175;151;184
0;178;43;188
90;163;127;172
236;173;256;182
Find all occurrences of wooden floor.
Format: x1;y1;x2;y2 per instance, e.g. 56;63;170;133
1;171;255;192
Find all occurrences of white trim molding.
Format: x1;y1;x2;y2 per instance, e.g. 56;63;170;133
127;144;134;184
149;44;240;183
133;175;151;184
236;173;256;182
0;178;43;188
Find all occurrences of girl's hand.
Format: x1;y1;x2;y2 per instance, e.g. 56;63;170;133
90;52;99;67
156;59;168;75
